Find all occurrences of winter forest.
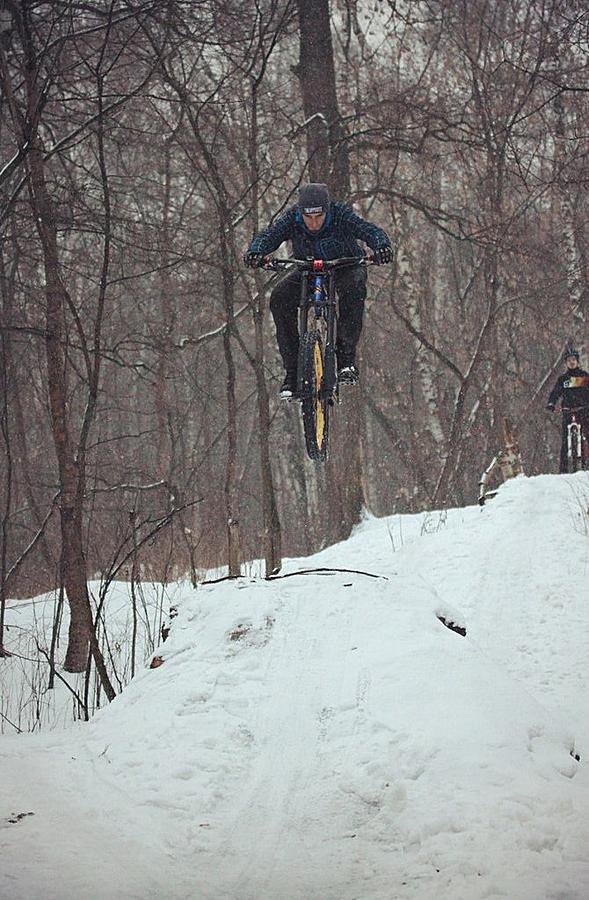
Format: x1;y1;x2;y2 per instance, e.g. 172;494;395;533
0;2;587;682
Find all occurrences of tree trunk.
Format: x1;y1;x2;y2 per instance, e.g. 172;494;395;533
0;319;11;656
249;83;282;575
25;131;114;694
554;91;586;329
295;0;350;197
295;0;365;539
25;142;93;671
220;222;242;578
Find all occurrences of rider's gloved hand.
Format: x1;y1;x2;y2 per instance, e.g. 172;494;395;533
546;403;556;412
372;245;392;265
244;251;266;269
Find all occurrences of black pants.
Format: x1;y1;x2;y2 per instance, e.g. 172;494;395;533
269;266;367;373
559;408;589;472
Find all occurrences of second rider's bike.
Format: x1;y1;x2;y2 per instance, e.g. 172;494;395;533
264;255;371;462
564;406;589;472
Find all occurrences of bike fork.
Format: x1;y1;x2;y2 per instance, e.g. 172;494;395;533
297;272;310;397
567;419;582;465
323;274;338;399
297;272;338;400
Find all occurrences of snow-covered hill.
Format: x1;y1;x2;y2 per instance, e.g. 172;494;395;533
1;473;589;900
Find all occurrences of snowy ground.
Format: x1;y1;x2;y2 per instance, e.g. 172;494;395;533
1;473;589;900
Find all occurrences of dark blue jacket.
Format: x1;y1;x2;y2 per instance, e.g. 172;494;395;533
248;202;391;260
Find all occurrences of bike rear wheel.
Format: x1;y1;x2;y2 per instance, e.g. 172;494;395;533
300;330;330;461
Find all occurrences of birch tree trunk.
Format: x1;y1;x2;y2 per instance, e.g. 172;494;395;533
553;90;586;332
397;211;446;450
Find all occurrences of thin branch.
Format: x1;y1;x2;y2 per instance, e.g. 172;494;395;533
3;494;58;591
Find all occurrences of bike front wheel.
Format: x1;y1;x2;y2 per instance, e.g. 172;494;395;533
300;330;330;461
568;423;582;472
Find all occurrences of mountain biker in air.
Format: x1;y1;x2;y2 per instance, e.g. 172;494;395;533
244;182;393;399
546;346;589;473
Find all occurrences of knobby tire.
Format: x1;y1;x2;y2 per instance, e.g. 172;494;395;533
301;330;329;461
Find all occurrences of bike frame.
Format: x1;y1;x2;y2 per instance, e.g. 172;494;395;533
297;260;338;401
264;254;370;398
262;254;371;460
563;404;589;471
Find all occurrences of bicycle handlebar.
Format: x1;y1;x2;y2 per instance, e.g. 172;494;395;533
562;404;589;413
262;255;373;272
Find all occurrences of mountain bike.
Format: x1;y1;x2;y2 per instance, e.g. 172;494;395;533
264;256;371;461
564;406;589;472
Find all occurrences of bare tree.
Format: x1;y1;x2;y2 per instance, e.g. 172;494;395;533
0;2;158;684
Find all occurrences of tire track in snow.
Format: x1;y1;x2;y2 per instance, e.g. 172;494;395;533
209;581;367;899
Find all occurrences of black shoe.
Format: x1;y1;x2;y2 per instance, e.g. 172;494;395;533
280;372;298;400
338;363;359;386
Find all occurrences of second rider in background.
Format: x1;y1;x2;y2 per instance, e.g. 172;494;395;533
546;346;589;473
244;183;392;399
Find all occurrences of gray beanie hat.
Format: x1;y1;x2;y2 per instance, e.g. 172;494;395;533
298;182;330;214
